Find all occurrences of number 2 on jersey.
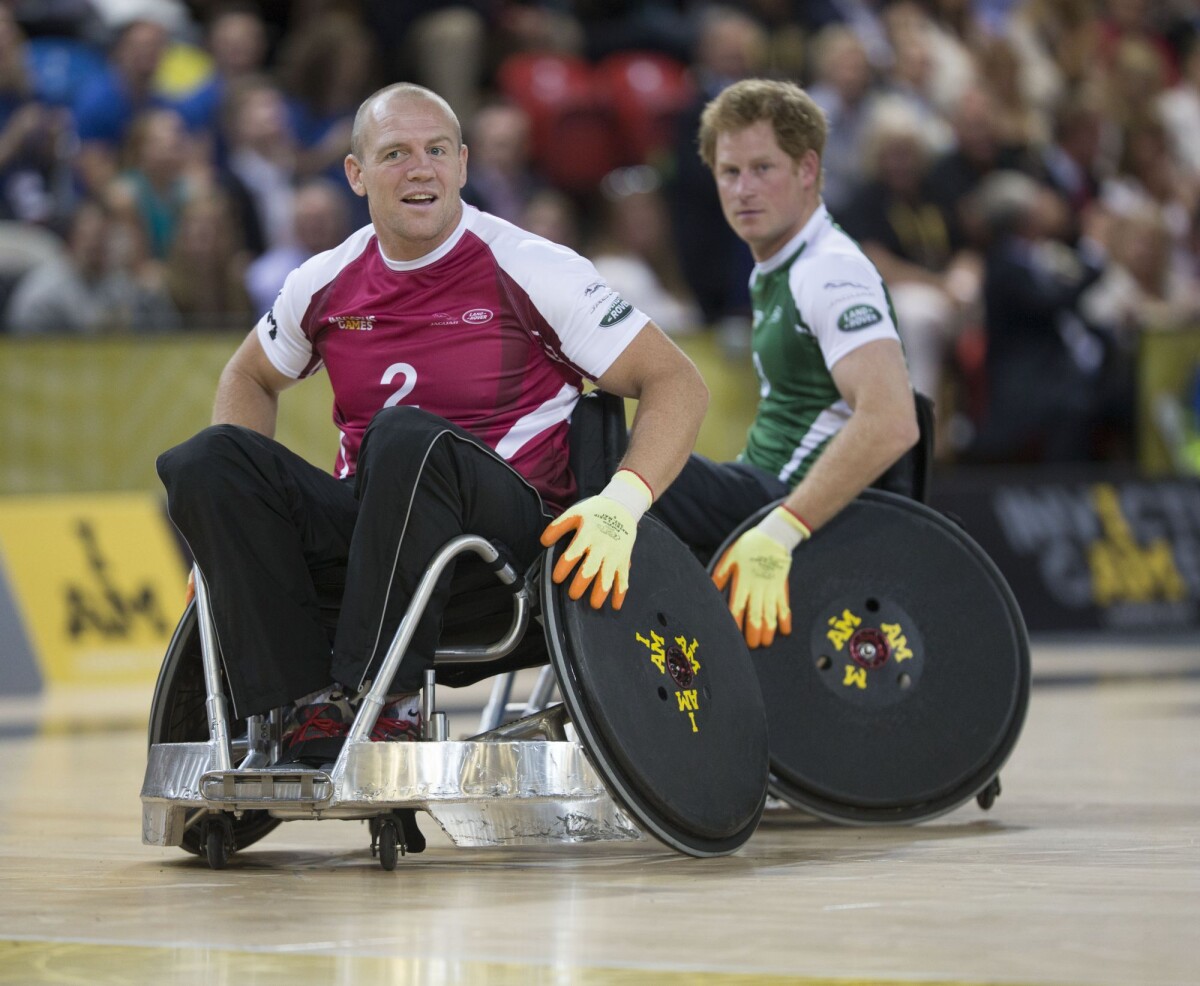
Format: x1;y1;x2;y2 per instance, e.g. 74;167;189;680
382;362;418;407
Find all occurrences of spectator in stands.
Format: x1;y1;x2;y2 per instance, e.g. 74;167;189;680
839;100;981;403
164;188;252;329
173;2;270;156
968;170;1107;463
1038;89;1108;216
807;24;885;217
975;33;1049;149
361;1;490;124
1081;204;1200;340
5;197;178;334
666;4;766;345
0;8;72;227
461;101;541;225
589;165;701;338
877;1;964;153
1100;115;1199;285
274;8;378;200
928;84;1037;249
1004;0;1099;126
1156;29;1200;181
72;17;171;197
219;75;298;257
244;177;350;315
104;106;205;261
519;187;581;250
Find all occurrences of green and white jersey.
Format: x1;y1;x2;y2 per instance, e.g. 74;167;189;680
742;203;901;487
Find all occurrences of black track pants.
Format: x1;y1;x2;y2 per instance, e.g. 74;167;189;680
649;454;788;565
157;407;550;716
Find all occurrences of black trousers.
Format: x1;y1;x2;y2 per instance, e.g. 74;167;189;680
157;407;551;716
650;454;789;565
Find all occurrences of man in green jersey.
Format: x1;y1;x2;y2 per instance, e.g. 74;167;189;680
651;78;919;649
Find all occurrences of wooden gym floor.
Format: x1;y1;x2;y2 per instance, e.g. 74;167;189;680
0;641;1195;986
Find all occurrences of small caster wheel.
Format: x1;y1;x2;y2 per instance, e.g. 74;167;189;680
378;819;400;871
205;823;228;870
976;776;1001;811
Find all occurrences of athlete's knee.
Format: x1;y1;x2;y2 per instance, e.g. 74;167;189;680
361;406;456;463
156;424;260;496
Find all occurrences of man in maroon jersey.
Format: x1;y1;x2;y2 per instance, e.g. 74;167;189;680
157;83;708;764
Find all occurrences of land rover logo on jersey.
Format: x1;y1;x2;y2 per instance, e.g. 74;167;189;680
837;304;882;331
463;308;494;323
330;315;376;331
600;297;633;327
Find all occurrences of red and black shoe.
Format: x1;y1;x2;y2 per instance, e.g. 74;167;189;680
370;695;422;742
279;696;352;766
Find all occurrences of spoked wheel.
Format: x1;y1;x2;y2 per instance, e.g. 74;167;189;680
147;602;281;856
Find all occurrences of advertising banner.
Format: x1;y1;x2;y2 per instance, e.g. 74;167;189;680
931;469;1200;634
0;493;185;687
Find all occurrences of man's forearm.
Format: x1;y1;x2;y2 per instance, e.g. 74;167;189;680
212;364;280;437
782;409;917;532
618;368;709;500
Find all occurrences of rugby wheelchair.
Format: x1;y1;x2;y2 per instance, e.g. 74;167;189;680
720;394;1030;825
141;392;773;869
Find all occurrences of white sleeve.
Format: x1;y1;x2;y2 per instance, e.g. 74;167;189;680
251;225;374;378
483;222;650;378
253;264;317;379
792;252;902;371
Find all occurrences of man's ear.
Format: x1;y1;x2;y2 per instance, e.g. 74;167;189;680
459;142;469;189
345;154;366;197
800;149;821;188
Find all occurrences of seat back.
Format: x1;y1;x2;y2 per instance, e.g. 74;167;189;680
435;390;628;685
872;391;935;504
568;389;629;498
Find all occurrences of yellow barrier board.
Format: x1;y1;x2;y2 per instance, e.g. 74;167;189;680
0;493;186;686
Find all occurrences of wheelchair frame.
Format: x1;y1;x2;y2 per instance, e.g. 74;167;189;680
141;533;653;870
141;391;691;869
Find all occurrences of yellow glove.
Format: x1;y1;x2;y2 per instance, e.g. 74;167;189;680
540;469;653;610
713;505;811;648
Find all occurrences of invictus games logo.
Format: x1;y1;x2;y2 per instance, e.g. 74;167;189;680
329;314;376;331
837;304;882;331
600;297;633;327
635;627;703;733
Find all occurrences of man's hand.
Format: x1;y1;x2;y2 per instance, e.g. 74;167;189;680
712;505;811;648
540;469;653;610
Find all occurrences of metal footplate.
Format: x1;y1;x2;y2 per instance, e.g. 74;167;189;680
199;768;334;809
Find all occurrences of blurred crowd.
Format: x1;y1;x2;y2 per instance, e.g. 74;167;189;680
1;0;1199;465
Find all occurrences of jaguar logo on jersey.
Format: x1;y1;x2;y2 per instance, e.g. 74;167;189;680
837;304;882;332
329;314;376;331
600;296;633;327
463;308;494;323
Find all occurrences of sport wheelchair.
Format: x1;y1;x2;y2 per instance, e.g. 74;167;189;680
712;394;1030;824
140;392;772;869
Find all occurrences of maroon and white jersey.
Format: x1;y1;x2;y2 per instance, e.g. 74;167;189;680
254;205;649;510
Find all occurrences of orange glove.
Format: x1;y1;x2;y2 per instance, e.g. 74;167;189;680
712;505;811;648
540;469;653;610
